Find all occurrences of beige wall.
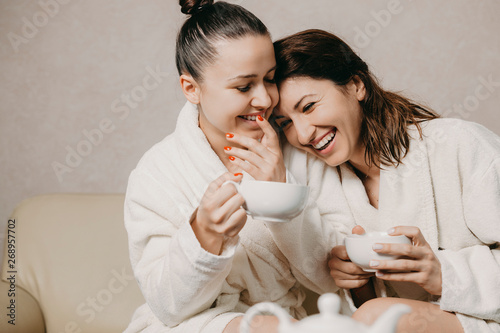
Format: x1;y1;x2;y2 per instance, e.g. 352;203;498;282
1;0;499;249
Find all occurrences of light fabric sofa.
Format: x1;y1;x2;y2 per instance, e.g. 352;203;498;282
0;193;319;333
0;194;144;333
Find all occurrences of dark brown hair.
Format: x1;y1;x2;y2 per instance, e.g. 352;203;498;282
176;0;269;82
274;29;439;168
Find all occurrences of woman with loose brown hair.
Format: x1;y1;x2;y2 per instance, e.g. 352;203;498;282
268;29;500;332
273;29;439;170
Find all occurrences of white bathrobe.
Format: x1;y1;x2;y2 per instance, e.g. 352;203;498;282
123;102;309;332
268;118;500;332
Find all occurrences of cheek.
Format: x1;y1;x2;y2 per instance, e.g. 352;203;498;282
346;112;363;141
284;129;301;148
211;92;246;114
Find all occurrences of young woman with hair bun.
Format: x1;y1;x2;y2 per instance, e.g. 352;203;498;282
123;2;336;332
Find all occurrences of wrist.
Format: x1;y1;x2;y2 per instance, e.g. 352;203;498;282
191;215;224;255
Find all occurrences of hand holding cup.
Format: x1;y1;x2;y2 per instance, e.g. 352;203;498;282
365;226;443;296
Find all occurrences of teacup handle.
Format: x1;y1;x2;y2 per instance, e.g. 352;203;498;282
239;302;292;333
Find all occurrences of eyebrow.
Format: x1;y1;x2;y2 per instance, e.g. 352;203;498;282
228;74;257;81
294;94;316;110
228;66;277;82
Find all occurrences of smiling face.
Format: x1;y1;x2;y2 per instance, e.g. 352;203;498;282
193;35;278;150
275;76;366;167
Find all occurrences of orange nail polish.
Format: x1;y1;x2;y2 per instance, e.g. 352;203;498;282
224;146;231;151
257;115;264;121
234;173;243;176
226;133;234;138
229;156;235;161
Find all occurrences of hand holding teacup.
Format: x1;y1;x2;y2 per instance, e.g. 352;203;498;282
342;226;443;296
366;226;443;296
328;226;375;290
192;172;248;255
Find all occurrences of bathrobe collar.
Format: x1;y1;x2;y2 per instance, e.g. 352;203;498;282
169;102;229;205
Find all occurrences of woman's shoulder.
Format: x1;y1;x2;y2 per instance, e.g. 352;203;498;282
420;117;500;150
422;117;497;135
134;102;198;173
134;132;177;171
418;118;500;174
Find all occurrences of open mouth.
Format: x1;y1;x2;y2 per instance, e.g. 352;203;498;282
313;129;336;150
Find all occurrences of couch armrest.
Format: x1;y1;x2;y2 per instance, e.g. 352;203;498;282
0;279;45;333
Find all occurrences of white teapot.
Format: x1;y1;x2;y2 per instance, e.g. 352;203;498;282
240;293;411;333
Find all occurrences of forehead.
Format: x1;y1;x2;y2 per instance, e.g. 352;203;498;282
205;35;275;78
277;77;321;111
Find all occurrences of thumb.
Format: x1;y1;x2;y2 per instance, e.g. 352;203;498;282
352;225;365;235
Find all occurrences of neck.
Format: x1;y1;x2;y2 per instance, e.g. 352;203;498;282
198;113;240;173
348;148;380;180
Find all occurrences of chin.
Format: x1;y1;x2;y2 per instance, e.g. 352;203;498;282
320;154;347;168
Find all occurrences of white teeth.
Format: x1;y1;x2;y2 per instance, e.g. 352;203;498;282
240;115;258;121
313;131;335;150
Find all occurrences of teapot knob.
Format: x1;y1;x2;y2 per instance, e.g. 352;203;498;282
317;293;341;316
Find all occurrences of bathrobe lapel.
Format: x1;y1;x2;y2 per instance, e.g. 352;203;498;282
339;163;379;227
380;133;440;252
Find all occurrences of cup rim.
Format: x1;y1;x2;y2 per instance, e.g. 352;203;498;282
241;179;308;189
346;231;408;239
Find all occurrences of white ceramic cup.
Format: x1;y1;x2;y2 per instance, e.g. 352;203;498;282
344;231;412;272
224;180;309;222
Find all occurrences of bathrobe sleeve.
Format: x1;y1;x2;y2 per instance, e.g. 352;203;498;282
125;168;239;328
437;157;500;322
434;122;500;323
266;144;356;296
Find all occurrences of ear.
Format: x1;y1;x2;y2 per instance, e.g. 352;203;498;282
180;74;201;104
352;75;366;102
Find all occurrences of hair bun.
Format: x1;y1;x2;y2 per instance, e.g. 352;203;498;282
180;0;214;15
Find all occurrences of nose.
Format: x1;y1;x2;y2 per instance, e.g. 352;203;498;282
294;117;315;146
251;83;273;110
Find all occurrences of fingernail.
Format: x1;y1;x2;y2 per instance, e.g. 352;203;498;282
387;228;395;235
376;271;384;277
226;133;234;138
372;243;383;250
224;146;231;151
370;260;379;267
234;173;242;177
257;115;264;121
229;156;235;161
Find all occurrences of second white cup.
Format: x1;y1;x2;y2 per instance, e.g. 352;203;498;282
345;231;412;272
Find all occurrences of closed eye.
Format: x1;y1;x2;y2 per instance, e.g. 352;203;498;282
237;85;251;93
264;76;276;84
303;102;315;112
279;119;292;130
270;114;291;131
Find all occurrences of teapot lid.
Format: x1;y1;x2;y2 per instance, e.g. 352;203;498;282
294;294;367;332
